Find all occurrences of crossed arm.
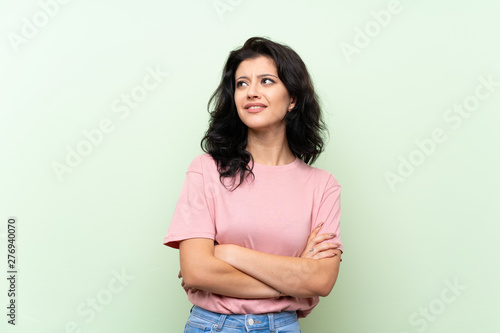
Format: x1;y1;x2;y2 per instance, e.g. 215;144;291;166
179;223;342;299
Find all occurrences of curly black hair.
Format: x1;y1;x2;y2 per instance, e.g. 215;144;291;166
201;36;326;190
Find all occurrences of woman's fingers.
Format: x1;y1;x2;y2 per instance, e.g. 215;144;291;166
179;269;199;293
311;242;340;253
307;222;323;242
301;234;337;258
304;239;341;259
304;233;336;252
312;249;339;260
316;241;341;251
302;222;341;259
311;246;340;260
313;233;336;244
180;279;198;293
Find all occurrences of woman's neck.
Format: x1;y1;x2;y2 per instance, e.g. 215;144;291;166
246;129;295;166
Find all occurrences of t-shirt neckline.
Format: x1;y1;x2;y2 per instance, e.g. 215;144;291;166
252;156;301;170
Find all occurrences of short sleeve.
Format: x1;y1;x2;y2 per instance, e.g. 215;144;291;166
163;156;216;249
312;174;343;254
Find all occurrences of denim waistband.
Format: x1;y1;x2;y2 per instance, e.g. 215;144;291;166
189;305;298;331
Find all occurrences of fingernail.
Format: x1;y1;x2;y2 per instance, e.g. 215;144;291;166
319;222;324;227
330;233;336;237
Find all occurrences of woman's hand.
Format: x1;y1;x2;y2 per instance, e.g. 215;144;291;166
301;222;341;260
178;270;198;294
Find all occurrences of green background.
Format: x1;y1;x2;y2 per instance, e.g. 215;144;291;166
1;0;499;332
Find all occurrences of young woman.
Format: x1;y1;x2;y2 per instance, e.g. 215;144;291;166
164;36;343;332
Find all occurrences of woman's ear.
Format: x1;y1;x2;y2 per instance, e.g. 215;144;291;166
288;97;297;111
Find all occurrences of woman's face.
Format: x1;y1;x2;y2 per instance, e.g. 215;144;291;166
234;56;296;134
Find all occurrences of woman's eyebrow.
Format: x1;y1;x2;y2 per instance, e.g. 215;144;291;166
235;74;279;81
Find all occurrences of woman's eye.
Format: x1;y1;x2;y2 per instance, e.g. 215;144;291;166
236;81;248;87
262;78;274;84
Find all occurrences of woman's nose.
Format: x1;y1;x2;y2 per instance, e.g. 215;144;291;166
246;83;260;99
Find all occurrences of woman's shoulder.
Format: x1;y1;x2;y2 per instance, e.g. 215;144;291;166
186;153;218;173
297;160;340;187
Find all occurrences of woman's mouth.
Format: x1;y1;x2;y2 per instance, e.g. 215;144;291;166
245;104;267;113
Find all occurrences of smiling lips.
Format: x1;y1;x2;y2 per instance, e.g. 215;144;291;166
244;103;267;113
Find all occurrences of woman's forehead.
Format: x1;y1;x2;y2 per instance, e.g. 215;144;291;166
235;56;277;77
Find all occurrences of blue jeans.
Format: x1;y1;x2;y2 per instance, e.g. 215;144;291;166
184;306;301;332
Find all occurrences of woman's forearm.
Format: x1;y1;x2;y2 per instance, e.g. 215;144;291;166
215;244;341;297
179;239;280;299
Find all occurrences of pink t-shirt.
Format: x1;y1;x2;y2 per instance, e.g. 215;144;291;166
164;153;343;318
